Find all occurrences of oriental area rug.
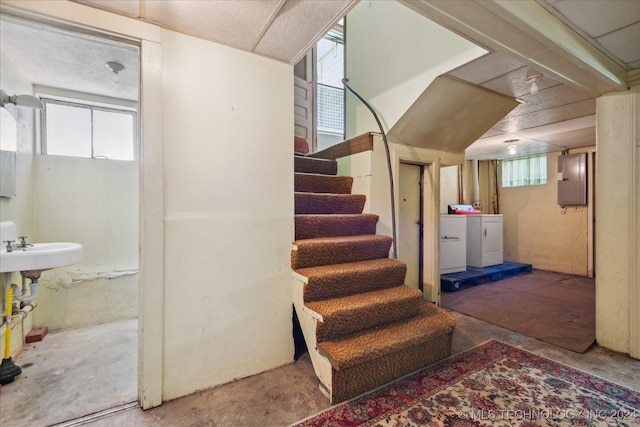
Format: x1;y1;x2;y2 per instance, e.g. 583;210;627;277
291;340;640;427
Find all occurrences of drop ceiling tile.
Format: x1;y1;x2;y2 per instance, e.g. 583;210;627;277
142;0;282;51
539;127;595;145
596;22;640;66
481;67;561;98
508;84;592;115
493;99;595;132
480;128;505;138
448;52;525;85
550;0;640;38
254;0;356;63
74;0;141;18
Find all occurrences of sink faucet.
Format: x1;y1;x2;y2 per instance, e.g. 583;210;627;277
17;236;33;249
3;237;32;252
3;240;15;252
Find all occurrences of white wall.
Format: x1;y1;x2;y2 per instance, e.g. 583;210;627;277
0;50;35;240
0;50;37;357
31;155;139;330
160;29;294;400
499;152;589;276
440;165;459;214
345;1;486;137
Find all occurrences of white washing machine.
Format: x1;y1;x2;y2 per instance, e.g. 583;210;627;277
439;214;467;274
466;214;503;267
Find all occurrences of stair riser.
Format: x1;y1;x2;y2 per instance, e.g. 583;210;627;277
302;265;407;302
295;173;352;194
295;215;378;240
294;156;337;175
315;295;422;342
295;193;366;215
330;332;453;403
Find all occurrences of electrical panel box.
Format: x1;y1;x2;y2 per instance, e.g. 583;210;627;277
557;153;587;205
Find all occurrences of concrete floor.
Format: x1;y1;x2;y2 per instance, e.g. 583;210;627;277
1;310;638;427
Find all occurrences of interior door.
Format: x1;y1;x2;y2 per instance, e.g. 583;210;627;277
398;163;423;290
294;51;314;154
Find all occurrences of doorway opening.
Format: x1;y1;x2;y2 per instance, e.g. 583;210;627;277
0;13;140;426
398;163;425;292
294;21;345;154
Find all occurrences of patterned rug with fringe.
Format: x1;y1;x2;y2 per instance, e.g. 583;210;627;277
292;340;640;427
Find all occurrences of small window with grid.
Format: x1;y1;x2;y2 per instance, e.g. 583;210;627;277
501;154;547;188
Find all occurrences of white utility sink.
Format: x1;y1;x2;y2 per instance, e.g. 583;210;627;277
0;242;83;273
0;221;83;274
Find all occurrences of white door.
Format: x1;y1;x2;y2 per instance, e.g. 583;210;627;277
294;50;314;154
294;75;312;154
398;163;422;290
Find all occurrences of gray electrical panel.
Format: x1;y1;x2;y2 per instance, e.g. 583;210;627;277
557;153;587;205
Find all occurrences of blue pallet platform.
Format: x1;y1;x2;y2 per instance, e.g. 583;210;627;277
441;261;532;292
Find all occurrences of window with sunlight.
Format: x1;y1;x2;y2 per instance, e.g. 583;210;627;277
501;154;547;188
42;98;136;161
316;23;344;151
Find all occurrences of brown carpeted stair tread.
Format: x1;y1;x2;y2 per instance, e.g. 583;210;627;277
296;258;407;301
330;332;452;403
295;214;378;240
291;235;393;269
295;173;352;194
294;156;337;175
308;286;423;342
295;192;366;215
317;301;455;371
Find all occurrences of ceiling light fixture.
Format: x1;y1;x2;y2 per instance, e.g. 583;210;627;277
0;89;44;109
524;70;542;94
504;139;518;155
106;61;125;83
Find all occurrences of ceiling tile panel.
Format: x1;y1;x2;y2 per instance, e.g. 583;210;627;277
74;0;141;18
539;127;595;145
481;68;561;98
253;0;356;63
508;84;592;115
548;0;640;37
448;52;525;85
596;22;640;66
493;99;595;132
142;0;282;51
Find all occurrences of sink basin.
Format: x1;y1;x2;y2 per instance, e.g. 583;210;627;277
0;242;83;273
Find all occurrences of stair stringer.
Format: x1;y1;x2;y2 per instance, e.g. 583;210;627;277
291;271;333;396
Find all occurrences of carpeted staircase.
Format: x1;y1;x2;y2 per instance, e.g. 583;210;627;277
292;153;456;403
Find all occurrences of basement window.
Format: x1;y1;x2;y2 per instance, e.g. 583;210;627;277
501;154;547;188
41;98;136;161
